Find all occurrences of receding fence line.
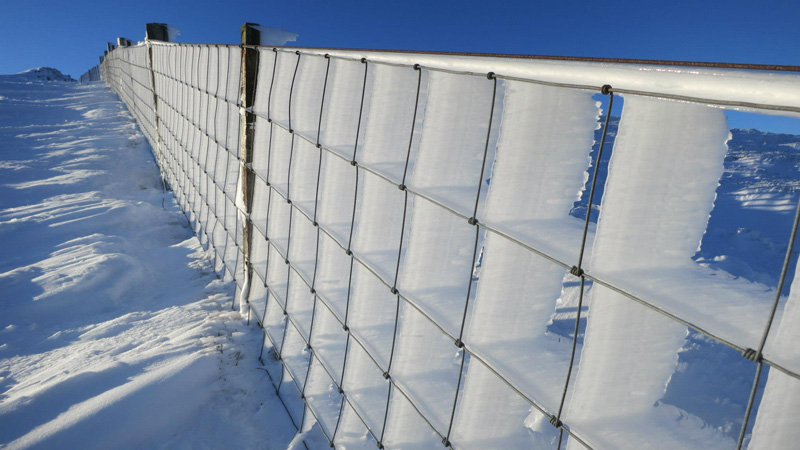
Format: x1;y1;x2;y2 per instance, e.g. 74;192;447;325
93;23;800;450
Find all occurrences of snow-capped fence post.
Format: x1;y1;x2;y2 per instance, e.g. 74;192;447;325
144;23;169;191
235;22;260;316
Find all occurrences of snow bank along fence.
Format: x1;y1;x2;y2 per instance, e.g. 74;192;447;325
95;23;800;449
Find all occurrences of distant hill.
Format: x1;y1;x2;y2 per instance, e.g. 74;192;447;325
3;67;75;82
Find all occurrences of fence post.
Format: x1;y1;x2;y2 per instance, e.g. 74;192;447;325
145;23;169;41
236;23;261;313
117;37;127;48
145;23;170;191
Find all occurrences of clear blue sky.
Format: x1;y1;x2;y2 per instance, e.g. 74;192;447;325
2;0;799;132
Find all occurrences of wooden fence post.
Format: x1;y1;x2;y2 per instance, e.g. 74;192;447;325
237;23;261;313
117;37;127;48
145;23;169;41
145;23;170;190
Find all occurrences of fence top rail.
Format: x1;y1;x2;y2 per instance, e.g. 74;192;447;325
143;39;800;73
270;46;800;74
133;40;800;114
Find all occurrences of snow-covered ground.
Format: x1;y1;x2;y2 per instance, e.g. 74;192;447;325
0;71;296;449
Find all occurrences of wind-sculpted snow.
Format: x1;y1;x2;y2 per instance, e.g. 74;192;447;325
0;73;297;449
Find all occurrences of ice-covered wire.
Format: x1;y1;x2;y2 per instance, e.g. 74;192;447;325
553;88;615;449
736;191;800;449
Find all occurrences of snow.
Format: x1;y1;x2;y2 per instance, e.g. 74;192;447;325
255;27;299;47
0;73;296;448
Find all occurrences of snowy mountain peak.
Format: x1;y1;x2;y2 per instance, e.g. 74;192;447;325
16;67;75;82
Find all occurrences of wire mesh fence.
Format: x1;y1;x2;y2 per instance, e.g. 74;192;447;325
79;64;101;82
98;32;800;449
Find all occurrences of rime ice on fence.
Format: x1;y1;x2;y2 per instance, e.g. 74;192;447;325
452;83;600;449
98;24;800;450
565;97;731;449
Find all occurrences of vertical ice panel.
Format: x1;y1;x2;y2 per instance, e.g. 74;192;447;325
286;270;315;336
340;340;391;437
381;386;444;450
334;401;377;449
292;54;328;138
320;58;368;160
455;84;599;437
253;48;277;117
311;299;349;384
389;304;463;436
451;359;559;449
566;96;731;449
396;70;496;336
270;51;298;129
405;71;495;215
751;258;800;449
314;231;352;320
359;64;424;181
347;264;399;370
351;170;406;282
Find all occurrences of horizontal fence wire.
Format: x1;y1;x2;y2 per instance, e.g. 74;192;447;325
99;39;800;450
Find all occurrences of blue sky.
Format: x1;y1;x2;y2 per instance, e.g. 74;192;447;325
2;0;798;132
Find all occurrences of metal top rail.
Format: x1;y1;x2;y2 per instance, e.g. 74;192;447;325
139;40;800;115
142;39;800;73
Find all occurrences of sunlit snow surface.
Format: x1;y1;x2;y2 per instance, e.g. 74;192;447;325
0;73;296;449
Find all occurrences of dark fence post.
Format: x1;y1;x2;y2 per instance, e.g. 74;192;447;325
117;37;127;48
238;22;261;312
145;23;170;190
145;23;169;41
